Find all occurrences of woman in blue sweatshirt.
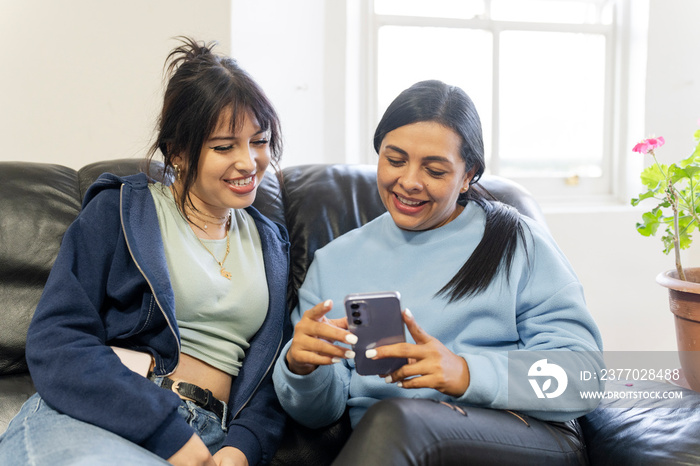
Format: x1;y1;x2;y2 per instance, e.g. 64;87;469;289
273;80;604;465
0;38;290;465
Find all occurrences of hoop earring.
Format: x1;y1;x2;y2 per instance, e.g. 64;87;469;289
172;164;182;181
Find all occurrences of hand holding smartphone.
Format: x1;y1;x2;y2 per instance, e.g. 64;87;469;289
344;291;408;376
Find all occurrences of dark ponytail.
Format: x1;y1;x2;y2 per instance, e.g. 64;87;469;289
374;80;529;302
437;188;528;302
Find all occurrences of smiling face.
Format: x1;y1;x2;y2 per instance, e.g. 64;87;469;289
173;107;271;217
377;121;474;231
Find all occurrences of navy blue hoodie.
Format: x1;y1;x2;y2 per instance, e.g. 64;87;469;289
26;172;291;464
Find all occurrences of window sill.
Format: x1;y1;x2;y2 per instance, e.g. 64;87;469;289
540;198;643;215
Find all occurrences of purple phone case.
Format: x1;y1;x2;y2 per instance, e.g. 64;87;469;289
345;291;408;376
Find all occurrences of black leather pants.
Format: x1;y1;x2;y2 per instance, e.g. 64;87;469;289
332;398;588;466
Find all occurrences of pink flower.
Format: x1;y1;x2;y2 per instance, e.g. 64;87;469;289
633;136;665;154
633;141;651;154
649;136;665;149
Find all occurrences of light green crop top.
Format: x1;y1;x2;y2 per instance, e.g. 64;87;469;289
149;183;269;376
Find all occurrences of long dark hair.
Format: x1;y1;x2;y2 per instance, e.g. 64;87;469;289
374;80;528;302
146;37;282;214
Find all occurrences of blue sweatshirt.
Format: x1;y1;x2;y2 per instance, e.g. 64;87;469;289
25;173;291;464
273;202;604;429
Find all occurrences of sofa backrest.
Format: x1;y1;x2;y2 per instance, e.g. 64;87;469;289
0;158;545;376
280;164;387;305
0;162;83;375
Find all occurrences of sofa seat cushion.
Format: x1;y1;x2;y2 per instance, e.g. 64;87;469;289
0;374;35;433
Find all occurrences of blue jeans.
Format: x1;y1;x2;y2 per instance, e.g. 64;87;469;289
0;389;227;465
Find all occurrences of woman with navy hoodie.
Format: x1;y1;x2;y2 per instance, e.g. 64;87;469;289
0;38;289;466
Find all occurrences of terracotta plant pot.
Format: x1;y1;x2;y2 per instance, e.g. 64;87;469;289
657;267;700;392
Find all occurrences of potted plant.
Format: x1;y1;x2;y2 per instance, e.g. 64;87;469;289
632;126;700;391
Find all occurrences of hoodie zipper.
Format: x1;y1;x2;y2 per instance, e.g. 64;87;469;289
232;326;284;419
232;217;289;419
119;184;180;375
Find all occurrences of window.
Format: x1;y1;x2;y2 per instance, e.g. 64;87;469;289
361;0;636;203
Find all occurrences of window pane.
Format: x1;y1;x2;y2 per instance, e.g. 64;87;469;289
491;0;604;24
377;26;493;154
375;0;484;19
498;31;606;178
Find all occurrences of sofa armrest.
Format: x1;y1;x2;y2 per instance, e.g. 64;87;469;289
579;379;700;464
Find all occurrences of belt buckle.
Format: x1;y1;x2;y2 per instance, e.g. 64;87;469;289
170;380;184;397
168;378;226;421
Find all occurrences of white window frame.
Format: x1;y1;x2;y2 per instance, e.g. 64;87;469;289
350;0;648;205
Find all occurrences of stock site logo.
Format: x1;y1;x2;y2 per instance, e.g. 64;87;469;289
528;359;568;399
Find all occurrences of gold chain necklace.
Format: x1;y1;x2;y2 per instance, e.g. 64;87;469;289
169;185;233;279
194;226;232;280
186;211;228;230
170;185;229;231
193;209;228;220
185;203;230;231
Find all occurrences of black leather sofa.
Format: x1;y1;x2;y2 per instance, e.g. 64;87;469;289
2;159;700;465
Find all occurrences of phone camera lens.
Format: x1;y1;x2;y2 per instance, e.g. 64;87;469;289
353;319;362;325
352;311;361;317
350;303;360;310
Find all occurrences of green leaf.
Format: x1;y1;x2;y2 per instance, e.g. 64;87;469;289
636;209;662;237
639;164;668;189
680;151;700;167
661;230;675;255
678;214;694;230
668;164;691;183
679;228;693;250
631;189;660;206
677;165;700;179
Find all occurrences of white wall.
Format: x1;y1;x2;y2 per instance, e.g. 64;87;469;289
0;0;232;169
645;0;700;165
229;0;329;167
1;0;699;352
229;0;350;167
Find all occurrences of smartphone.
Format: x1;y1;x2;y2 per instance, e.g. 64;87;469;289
344;291;408;376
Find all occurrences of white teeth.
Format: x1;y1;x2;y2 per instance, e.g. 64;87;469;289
397;195;423;206
228;177;253;187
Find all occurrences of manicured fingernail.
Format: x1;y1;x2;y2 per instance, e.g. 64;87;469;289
331;357;342;364
345;334;358;345
365;349;377;359
404;308;413;319
324;299;333;309
385;375;393;383
345;350;355;359
397;381;403;388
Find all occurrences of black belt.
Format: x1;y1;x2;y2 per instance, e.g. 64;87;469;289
150;373;228;421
